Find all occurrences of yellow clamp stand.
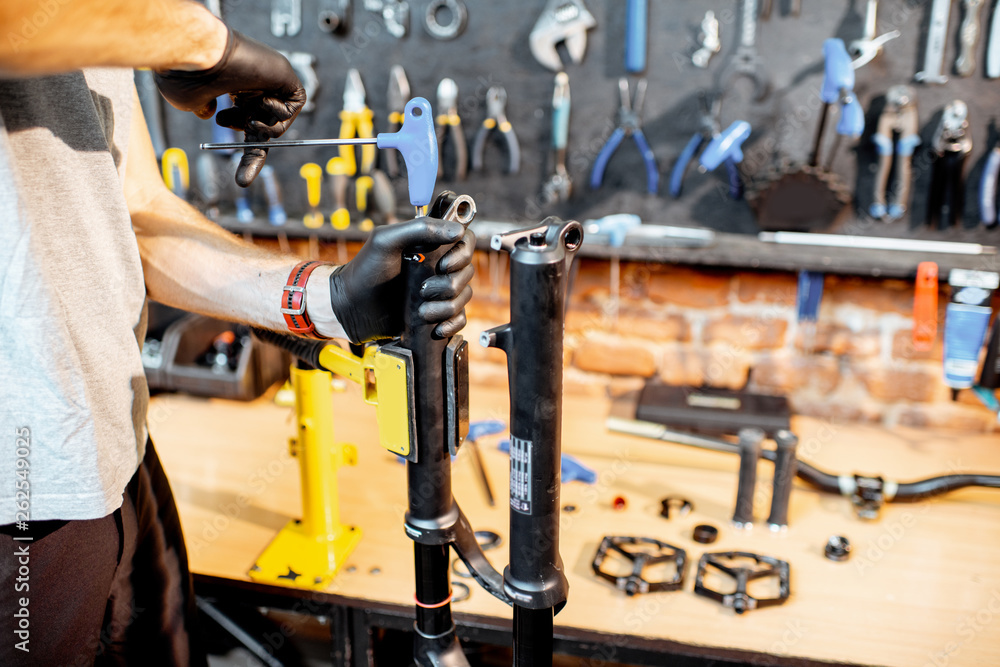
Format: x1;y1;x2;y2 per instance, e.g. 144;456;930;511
249;342;415;590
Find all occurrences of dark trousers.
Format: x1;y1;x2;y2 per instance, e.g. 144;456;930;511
0;440;206;666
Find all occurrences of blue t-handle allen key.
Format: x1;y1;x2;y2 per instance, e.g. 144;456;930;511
200;96;439;209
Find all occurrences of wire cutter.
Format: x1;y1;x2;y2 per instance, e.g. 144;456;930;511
384;65;410;178
436;77;467;181
928;100;972;230
670;92;744;200
472;86;520;174
589;78;658;195
336;69;376;177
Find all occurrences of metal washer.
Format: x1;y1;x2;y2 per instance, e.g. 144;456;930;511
424;0;467;40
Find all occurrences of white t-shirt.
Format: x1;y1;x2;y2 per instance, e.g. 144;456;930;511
0;68;147;523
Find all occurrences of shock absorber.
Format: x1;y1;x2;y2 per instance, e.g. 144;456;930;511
483;217;582;666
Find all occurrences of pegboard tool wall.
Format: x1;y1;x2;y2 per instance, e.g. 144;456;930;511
161;0;1000;249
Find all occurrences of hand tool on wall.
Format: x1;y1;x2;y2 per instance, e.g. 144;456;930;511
299;162;324;257
484;217;582;666
203;0;221;19
669;92;748;200
590;78;659;195
915;0;953;84
135;69;168;159
732;428;763;529
760;0;801;18
913;261;939;352
384;66;410;178
980;127;1000;226
692;11;721;68
366;0;409;38
541;73;572;203
271;0;302;37
162;147;189;200
203;96;440;216
326;157;350;261
749;40;856;231
811;39;865;169
471;86;520;174
259;165;287;227
583;214;641;328
928;101;973;230
766;430;798;530
277;51;318;113
870;85;920;221
956;0;985;77
721;0;769;101
849;0;900;68
318;0;352;35
529;0;597;72
370;170;399;224
435;78;468;181
338;69;377;178
355;174;375;231
194;153;220;220
424;0;467;40
625;0;647;73
988;2;1000;78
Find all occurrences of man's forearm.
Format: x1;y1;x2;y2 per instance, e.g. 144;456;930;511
0;0;227;75
132;193;300;330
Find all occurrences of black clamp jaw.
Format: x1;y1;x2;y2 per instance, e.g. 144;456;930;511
694;551;790;615
851;474;885;520
592;536;687;596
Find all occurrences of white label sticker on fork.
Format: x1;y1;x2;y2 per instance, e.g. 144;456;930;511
509;437;533;514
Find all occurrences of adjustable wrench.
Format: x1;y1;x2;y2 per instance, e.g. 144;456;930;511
723;0;769;100
849;0;900;68
955;0;984;77
278;51;318;113
529;0;597;72
915;0;952;84
692;10;721;69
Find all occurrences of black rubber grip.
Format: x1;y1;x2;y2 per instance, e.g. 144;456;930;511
766;430;798;528
732;428;764;525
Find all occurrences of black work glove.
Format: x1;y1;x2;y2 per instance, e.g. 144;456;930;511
329;219;475;344
154;29;306;187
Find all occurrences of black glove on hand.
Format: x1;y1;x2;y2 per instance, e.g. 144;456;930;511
329;219;476;344
154;29;306;187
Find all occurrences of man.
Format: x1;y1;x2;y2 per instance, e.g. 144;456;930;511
0;1;474;664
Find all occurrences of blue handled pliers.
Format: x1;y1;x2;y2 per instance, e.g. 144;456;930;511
590;78;658;195
670;92;743;200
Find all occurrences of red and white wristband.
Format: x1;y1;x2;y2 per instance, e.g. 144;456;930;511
280;261;331;338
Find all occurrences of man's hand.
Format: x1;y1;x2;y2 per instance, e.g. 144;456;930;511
154;29;305;186
328;219;475;344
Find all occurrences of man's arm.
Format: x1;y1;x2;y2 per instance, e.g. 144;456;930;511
125;89;476;340
125;88;301;330
0;0;227;75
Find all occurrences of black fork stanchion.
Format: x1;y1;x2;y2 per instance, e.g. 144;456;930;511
483;217;582;666
401;192;477;666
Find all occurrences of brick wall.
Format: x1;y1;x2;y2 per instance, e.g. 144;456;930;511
259;238;997;433
466;253;1000;434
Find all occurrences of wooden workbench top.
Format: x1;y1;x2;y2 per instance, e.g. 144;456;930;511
149;384;1000;667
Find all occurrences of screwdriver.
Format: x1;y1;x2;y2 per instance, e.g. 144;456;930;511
202;97;438;217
